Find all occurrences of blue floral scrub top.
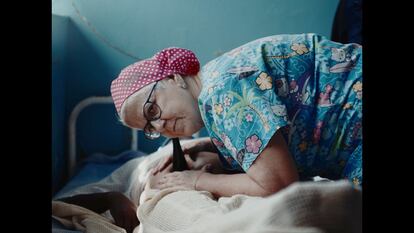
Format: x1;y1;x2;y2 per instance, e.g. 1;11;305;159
198;33;362;185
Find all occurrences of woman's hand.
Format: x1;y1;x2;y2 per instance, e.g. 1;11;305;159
152;153;194;175
107;192;139;233
152;137;215;175
181;137;217;155
155;164;211;190
152;154;173;175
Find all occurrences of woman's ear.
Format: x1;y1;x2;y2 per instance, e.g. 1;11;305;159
173;74;187;89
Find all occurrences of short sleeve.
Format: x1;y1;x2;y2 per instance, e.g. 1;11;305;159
200;70;289;172
198;35;303;172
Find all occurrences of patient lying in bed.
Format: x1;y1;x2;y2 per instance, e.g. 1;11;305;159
56;140;223;233
53;139;361;233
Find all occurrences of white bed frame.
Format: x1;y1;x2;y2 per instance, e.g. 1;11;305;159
67;96;138;177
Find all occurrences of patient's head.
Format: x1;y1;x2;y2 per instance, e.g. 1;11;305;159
111;47;204;138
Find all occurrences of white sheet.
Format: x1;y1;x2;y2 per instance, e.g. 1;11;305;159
52;141;362;233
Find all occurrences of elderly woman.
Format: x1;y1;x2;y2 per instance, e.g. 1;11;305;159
58;33;361;232
112;33;362;197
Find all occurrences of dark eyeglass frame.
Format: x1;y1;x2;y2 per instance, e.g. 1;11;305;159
143;81;162;139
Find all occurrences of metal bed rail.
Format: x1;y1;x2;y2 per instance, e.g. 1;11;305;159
68;96;138;177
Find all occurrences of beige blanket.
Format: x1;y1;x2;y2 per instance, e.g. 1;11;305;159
52;142;362;233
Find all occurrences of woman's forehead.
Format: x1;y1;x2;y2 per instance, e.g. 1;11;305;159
122;84;153;128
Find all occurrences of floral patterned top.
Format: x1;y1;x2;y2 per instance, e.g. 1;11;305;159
198;33;362;184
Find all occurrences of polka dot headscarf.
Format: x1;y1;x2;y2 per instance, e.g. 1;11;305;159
110;47;200;114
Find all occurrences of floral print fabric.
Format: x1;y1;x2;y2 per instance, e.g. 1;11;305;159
198;34;362;184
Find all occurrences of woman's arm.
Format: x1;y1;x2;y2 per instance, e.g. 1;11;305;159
196;131;299;197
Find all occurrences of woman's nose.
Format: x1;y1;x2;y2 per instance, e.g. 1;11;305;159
151;119;165;132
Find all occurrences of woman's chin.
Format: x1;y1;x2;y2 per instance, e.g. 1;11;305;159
162;123;203;138
185;124;203;136
162;131;192;138
177;130;199;138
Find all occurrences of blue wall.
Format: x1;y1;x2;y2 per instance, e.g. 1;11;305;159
53;0;339;66
52;14;69;193
52;14;132;193
52;0;339;192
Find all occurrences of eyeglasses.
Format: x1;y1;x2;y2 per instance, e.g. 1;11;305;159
143;81;162;139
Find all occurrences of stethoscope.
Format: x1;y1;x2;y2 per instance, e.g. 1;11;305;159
172;138;189;171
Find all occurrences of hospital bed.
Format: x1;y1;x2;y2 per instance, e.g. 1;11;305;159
52;96;183;232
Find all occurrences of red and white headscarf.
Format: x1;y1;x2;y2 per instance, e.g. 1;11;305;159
110;47;200;114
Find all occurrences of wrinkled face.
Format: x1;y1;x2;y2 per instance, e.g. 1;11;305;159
121;77;204;138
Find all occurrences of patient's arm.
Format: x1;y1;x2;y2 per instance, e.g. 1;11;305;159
58;192;139;233
196;131;299;198
58;192;113;213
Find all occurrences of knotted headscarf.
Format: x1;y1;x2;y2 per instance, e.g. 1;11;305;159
111;47;200;114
